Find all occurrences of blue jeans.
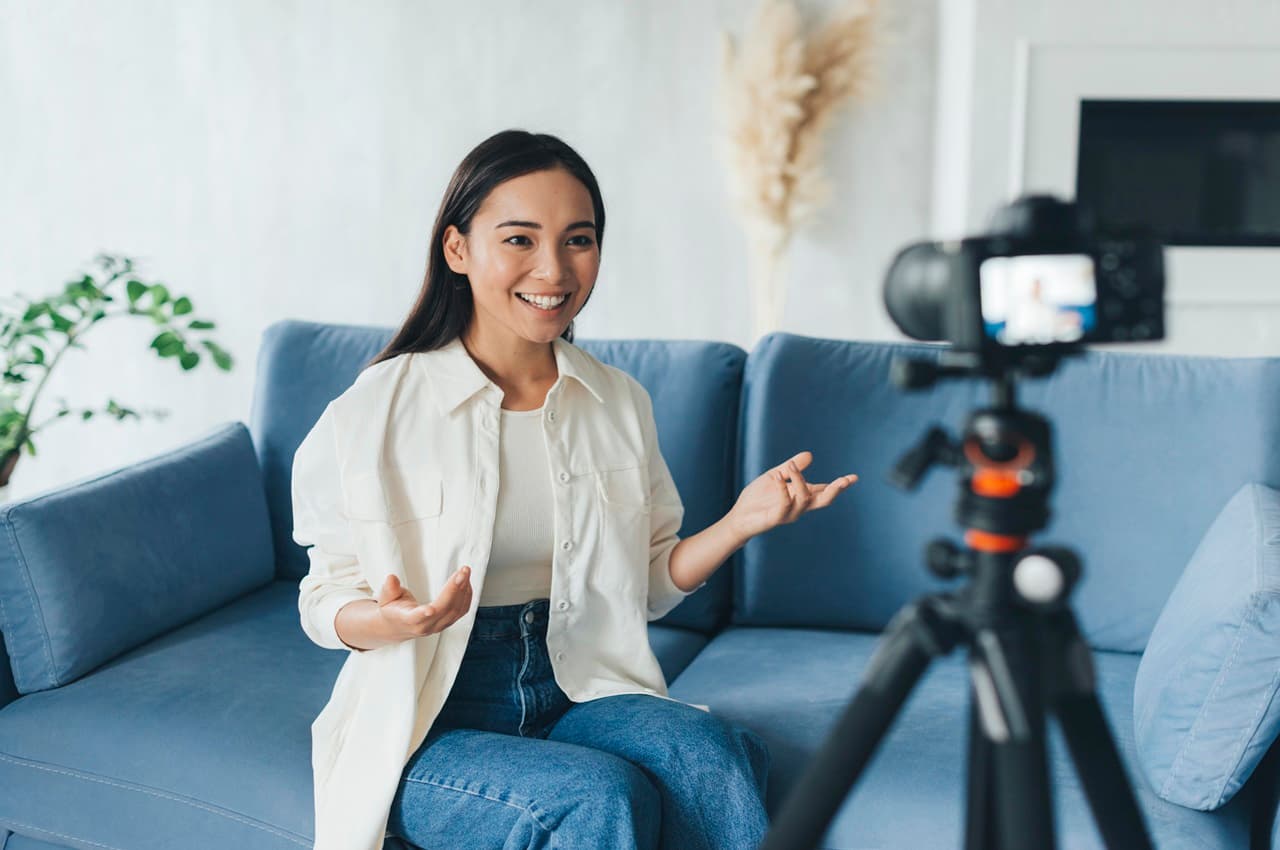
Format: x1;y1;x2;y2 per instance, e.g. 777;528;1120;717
387;597;772;850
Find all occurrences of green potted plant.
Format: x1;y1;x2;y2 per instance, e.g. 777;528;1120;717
0;253;234;499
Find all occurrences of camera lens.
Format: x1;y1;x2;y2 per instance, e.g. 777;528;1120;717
884;241;952;342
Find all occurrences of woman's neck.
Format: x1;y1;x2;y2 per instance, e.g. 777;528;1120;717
460;328;558;394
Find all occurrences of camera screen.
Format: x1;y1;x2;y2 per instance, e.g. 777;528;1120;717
979;254;1098;345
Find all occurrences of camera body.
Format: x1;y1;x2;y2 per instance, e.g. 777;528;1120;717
884;196;1165;369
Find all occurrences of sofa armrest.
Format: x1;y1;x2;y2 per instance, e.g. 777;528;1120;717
0;422;275;695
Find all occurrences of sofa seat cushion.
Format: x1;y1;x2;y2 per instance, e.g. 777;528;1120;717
0;581;330;850
667;627;1254;850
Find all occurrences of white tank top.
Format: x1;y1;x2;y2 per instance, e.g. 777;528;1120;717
478;402;555;606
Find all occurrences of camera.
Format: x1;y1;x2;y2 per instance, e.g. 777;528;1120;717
883;195;1165;371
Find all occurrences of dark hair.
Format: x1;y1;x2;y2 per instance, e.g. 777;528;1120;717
366;129;605;369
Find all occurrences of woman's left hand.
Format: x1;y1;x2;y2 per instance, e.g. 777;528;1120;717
726;450;858;541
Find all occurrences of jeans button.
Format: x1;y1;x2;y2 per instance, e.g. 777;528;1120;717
523;610;535;624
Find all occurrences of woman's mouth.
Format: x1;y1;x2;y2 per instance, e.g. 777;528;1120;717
516;292;570;315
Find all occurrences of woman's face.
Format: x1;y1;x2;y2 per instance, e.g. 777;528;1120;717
444;167;600;347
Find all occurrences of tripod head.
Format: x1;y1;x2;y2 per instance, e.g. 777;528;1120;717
889;352;1080;608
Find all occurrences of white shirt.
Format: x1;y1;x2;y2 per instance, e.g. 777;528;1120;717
480;403;554;606
290;335;707;850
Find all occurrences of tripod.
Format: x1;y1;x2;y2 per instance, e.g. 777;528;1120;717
758;358;1156;850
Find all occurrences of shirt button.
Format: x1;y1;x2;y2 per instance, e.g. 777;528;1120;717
561;540;574;551
557;600;570;610
523;610;535;624
558;471;570;483
547;410;557;422
555;652;565;662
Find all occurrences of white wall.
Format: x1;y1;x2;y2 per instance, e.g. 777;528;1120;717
934;0;1280;357
0;0;938;499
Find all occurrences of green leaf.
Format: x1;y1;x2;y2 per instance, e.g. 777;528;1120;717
149;331;180;350
149;283;170;305
21;303;44;322
48;311;73;332
187;319;215;330
22;437;35;456
172;296;193;315
126;279;146;303
179;350;199;370
200;339;233;370
81;410;94;420
30;346;44;365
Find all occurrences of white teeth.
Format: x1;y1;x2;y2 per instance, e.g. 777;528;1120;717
517;293;567;310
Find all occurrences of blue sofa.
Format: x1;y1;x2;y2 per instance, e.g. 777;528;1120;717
0;318;1278;849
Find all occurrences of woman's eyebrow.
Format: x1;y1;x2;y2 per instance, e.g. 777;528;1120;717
494;220;596;232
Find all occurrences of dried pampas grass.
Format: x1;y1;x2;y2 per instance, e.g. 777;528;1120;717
716;0;880;341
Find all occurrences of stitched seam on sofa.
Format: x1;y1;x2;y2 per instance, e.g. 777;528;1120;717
1213;590;1280;808
2;510;56;689
0;751;310;846
8;424;239;513
0;817;125;850
1162;600;1252;802
0;544;18;686
402;774;555;832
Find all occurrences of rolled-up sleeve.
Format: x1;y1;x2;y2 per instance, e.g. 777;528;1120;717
292;403;374;651
634;381;705;621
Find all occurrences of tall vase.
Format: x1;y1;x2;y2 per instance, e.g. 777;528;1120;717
749;226;791;344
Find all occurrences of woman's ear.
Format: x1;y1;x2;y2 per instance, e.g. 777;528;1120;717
442;225;468;274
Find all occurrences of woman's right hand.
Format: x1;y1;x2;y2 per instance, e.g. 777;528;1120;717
375;568;473;641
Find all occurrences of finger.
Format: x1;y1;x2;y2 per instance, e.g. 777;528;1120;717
812;474;859;508
380;574;403;602
450;571;473;617
434;566;469;605
786;460;811;505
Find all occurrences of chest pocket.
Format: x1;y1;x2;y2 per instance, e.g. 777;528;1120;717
343;463;444;526
595;465;652;586
595;464;651;512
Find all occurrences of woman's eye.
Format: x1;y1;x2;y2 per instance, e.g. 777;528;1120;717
569;236;595;247
503;235;531;246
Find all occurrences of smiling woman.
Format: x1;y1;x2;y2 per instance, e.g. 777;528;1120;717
299;129;774;850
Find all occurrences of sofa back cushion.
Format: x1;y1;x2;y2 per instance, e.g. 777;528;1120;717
0;423;275;694
734;332;1280;652
250;320;744;634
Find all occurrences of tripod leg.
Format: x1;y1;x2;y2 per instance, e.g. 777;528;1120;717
759;599;961;850
964;695;995;850
971;629;1056;850
1045;611;1155;850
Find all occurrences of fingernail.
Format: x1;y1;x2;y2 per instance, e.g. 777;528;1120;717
455;572;465;585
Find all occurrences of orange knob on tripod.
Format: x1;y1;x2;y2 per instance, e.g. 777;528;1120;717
972;468;1022;498
964;528;1027;553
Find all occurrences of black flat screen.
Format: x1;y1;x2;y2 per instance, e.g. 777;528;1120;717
1076;99;1280;246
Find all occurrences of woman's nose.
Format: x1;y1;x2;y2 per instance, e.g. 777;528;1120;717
533;245;569;281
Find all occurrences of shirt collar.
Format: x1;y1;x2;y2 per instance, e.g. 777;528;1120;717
418;335;605;416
